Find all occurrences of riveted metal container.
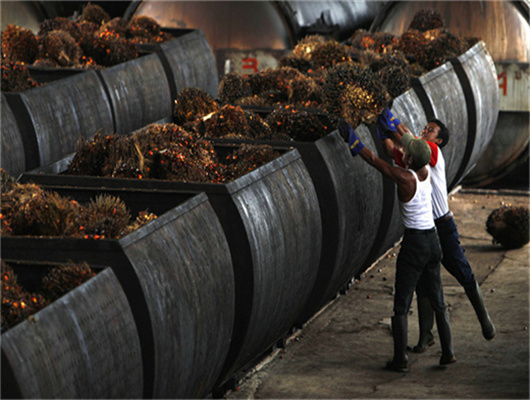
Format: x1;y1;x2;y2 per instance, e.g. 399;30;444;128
1;93;26;177
450;42;500;184
155;29;220;98
209;124;383;326
97;52;173;135
1;189;235;399
26;66;86;84
2;70;114;171
1;266;143;399
18;145;321;390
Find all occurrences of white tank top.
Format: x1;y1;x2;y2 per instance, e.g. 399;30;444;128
399;169;435;230
427;147;450;219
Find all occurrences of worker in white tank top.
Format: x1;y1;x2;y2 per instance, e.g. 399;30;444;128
399;168;435;230
378;110;495;356
339;120;453;373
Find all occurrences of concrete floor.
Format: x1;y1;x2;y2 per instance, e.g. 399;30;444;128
225;189;529;399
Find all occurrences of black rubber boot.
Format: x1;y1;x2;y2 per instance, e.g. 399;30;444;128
409;296;435;353
385;315;409;372
465;280;496;340
435;309;457;365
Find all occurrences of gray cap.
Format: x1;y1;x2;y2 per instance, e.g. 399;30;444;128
401;132;431;167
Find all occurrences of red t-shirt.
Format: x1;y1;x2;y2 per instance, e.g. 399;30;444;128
393;140;438;168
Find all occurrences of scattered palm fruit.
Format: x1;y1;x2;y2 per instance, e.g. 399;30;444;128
486;206;530;249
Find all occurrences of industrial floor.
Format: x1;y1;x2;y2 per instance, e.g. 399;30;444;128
224;188;529;399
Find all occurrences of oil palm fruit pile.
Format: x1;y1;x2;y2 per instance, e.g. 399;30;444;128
175;88;331;142
1;260;96;332
0;169;157;239
219;8;478;128
65;123;280;183
0;2;172;78
486;206;530;250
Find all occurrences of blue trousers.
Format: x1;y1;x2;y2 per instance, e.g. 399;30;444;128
436;215;476;291
394;228;444;316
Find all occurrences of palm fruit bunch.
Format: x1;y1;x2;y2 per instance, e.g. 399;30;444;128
77;194;133;239
1;3;173;72
366;50;411;99
1;24;39;64
486;206;530;250
1;60;39;92
1;261;49;333
0;182;82;237
349;29;398;55
174;87;219;129
223;144;280;181
322;61;389;128
0;171;155;239
242;66;323;108
417;30;470;71
41;261;96;300
38;16;83;42
77;2;111;25
265;105;332;142
67;124;222;183
81;29;138;67
195;104;273;141
408;8;445;33
126;15;172;44
293;34;326;59
278;53;314;75
1;260;98;332
218;72;254;105
34;30;83;67
309;39;351;69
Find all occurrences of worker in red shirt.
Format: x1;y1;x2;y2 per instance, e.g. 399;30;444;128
377;108;496;353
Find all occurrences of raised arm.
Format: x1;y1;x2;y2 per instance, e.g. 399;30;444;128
339;120;411;186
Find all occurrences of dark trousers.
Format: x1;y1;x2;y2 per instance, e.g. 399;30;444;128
436;215;476;291
394;228;444;316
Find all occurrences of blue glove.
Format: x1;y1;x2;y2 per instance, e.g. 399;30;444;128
376;122;390;141
378;107;401;134
339;120;364;156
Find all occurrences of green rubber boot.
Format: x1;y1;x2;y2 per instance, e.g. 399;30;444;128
465;280;496;340
409;296;435;353
385;315;409;372
435;309;457;365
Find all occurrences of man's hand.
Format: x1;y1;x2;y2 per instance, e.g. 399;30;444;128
338;120;365;156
